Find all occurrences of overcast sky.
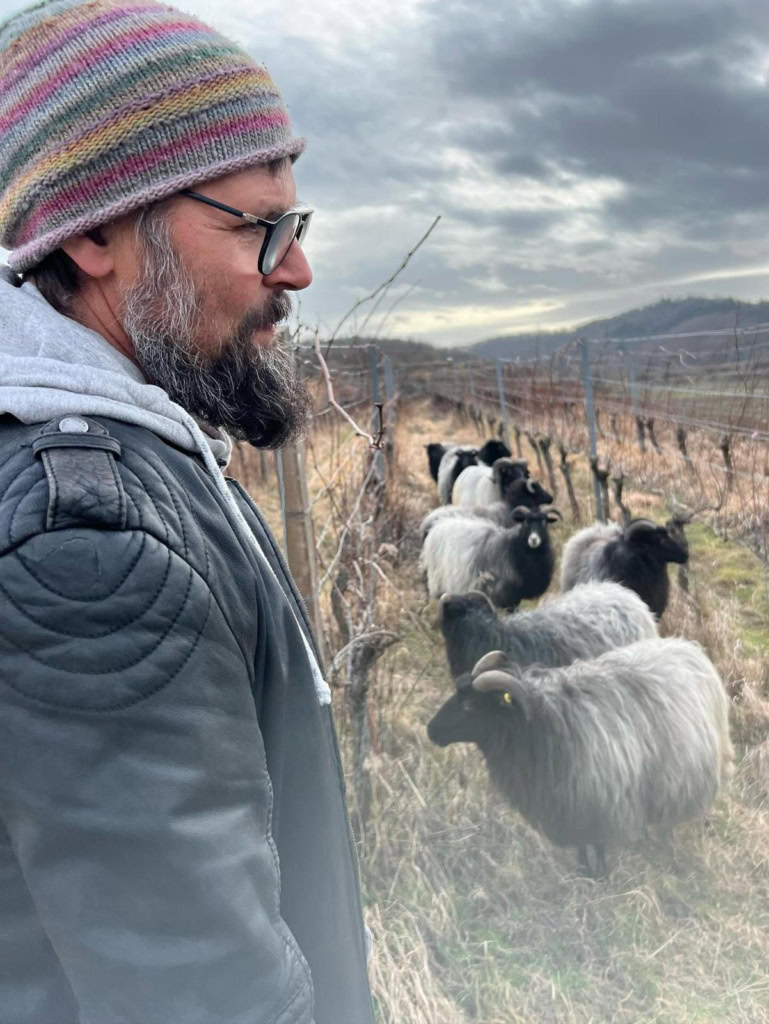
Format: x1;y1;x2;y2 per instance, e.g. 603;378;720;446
3;0;769;346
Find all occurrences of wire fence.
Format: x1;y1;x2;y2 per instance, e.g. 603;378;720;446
403;327;769;565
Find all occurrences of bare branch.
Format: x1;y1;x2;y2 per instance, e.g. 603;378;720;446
314;333;384;448
324;215;441;357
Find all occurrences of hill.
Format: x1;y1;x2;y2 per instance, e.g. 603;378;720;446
472;296;769;361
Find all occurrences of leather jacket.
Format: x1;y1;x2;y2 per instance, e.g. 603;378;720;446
0;412;374;1024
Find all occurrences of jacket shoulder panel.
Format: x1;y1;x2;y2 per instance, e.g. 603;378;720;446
0;417;212;584
0;525;212;711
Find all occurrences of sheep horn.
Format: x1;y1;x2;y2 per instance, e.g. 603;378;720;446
471;666;531;716
472;650;511;675
625;518;657;540
464;589;497;613
546;508;563;522
511;505;530;521
526;479;536;494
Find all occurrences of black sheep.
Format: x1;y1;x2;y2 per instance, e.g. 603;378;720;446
560;517;688;617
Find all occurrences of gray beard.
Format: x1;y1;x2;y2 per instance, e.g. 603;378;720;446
121;237;310;449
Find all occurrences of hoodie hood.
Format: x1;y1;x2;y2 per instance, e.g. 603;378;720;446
0;265;232;467
0;265;331;705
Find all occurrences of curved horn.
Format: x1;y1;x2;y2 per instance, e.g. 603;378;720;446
625;518;657;540
546;508;563;522
464;589;497;613
472;650;511;675
526;478;536;494
511;505;530;521
471;666;531;717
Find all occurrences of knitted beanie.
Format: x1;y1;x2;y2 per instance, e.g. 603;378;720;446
0;0;305;272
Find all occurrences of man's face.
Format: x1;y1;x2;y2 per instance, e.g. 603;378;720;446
117;163;313;448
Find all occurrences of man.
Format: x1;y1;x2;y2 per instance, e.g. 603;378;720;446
0;2;374;1022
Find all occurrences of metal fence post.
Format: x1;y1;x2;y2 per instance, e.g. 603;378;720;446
369;344;384;477
384;355;394;406
580;337;603;519
626;349;640;419
496;359;511;449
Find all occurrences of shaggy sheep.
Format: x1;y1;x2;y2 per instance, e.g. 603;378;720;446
427;638;733;875
421;505;560;609
560;517;689;617
427;439;511;488
453;456;530;507
420;477;554;540
437;445;479;504
439;581;658;679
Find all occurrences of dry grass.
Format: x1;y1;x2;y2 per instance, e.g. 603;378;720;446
239;398;769;1024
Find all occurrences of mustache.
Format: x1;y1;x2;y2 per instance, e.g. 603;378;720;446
241;292;294;333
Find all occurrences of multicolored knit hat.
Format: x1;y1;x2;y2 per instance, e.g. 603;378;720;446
0;0;305;272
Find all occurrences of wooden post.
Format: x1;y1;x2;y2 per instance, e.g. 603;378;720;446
558;442;582;524
496;359;512;450
280;440;328;670
581;338;603;520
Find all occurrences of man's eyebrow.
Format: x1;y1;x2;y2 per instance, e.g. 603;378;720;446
247;200;308;221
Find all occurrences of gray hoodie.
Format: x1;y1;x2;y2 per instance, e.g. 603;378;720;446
0;264;330;704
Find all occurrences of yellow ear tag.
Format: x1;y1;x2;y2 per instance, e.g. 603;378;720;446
502;692;512;704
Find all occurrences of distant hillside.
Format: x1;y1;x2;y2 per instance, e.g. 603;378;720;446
472;296;769;360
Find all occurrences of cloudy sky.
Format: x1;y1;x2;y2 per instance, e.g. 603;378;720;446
3;0;769;346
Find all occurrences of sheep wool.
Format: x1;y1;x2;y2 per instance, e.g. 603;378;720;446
0;0;305;272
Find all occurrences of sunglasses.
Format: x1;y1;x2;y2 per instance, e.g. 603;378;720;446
180;190;313;275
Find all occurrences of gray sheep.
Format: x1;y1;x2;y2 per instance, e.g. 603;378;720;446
431;440;513;501
439;581;658;679
452;456;530;507
428;638;733;875
420;477;553;540
560;517;689;617
420;505;560;609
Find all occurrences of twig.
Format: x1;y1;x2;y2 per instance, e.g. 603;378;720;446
324;215;441;357
314;333;384;449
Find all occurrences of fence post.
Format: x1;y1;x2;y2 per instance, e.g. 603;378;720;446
383;355;396;466
278;440;328;671
369;344;384;478
580;338;603;520
625;348;646;452
384;355;394;406
496;359;511;449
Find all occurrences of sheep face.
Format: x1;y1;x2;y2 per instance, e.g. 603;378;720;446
478;439;511;466
625;519;689;564
502;477;552;508
427;676;521;749
511;508;559;549
492;457;529;490
454;450;479;477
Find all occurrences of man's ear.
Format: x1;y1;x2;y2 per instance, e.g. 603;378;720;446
60;227;115;278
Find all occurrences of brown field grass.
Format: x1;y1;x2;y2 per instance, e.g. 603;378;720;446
241;397;769;1024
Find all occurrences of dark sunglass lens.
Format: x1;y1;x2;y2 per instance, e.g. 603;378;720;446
262;213;300;275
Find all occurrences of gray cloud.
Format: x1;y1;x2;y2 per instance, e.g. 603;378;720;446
3;0;769;345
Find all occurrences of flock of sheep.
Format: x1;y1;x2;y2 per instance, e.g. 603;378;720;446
419;439;734;876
